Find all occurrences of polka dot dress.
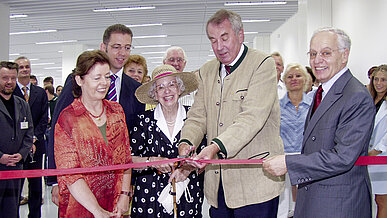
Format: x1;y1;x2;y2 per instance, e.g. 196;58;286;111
130;107;206;218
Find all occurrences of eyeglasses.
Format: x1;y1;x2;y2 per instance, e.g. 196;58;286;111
307;48;343;59
108;43;132;52
166;57;185;63
155;80;178;93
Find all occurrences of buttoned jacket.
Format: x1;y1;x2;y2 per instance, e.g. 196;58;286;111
180;46;284;208
0;95;34;170
286;70;375;218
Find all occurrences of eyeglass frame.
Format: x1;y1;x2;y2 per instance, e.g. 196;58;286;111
155;80;179;93
106;43;132;52
166;57;185;64
307;48;345;59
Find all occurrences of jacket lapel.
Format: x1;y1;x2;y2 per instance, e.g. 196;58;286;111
303;70;352;145
0;98;12;120
28;85;38;106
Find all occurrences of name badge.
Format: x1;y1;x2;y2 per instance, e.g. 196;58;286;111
20;121;28;129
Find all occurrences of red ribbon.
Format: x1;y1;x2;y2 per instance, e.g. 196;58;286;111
0;156;386;180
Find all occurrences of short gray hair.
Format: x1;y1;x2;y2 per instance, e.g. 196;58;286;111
312;27;351;51
163;46;187;63
206;9;243;37
148;76;186;101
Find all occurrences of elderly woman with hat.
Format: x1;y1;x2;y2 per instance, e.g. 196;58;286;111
130;65;206;217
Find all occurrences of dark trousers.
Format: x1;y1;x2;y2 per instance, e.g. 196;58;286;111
0;178;21;218
210;181;279;218
20;153;43;218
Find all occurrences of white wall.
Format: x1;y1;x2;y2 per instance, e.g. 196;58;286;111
270;0;387;84
0;3;10;61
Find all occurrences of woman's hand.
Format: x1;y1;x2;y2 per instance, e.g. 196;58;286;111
113;194;130;217
93;208;116;218
150;157;175;174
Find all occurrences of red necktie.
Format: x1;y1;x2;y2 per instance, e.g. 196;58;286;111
311;85;323;116
225;65;231;75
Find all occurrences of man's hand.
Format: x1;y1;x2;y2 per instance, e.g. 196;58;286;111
1;153;22;166
169;165;195;183
262;155;287;176
51;185;59;206
7;153;22;166
0;154;11;165
185;143;219;169
31;144;36;154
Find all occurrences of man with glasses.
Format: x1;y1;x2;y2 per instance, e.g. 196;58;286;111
0;61;33;217
14;56;48;218
163;46;197;106
263;27;375;218
47;24;144;206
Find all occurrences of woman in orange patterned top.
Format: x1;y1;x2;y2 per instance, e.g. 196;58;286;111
54;50;132;218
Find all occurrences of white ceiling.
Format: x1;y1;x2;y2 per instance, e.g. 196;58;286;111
3;0;298;85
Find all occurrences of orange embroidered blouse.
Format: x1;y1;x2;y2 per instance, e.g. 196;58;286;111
54;98;131;217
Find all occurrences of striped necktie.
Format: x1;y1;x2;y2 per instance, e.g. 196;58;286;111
22;87;29;102
108;74;118;101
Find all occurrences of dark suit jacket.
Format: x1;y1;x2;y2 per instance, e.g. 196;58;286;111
47;72;145;184
286;70;375;218
0;95;34;171
14;84;48;157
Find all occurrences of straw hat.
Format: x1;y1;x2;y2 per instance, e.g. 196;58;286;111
135;64;199;104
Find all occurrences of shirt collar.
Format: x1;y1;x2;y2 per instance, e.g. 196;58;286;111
223;44;244;68
321;66;348;100
154;102;186;143
17;81;31;91
111;67;123;79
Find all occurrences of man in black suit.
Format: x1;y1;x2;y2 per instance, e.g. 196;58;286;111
0;61;34;218
14;57;48;218
47;24;145;205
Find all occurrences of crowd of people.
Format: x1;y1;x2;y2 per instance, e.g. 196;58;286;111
0;8;385;218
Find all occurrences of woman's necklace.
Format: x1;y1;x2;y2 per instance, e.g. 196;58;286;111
88;105;105;121
166;118;176;127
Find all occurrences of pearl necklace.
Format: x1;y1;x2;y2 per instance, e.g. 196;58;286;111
166;119;176;127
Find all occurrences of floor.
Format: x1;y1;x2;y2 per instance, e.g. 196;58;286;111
18;181;210;218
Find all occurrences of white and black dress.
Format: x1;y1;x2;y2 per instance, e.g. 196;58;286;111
130;104;206;218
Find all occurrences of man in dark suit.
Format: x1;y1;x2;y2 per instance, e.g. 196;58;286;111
14;57;48;218
263;27;375;218
0;61;34;218
47;24;145;205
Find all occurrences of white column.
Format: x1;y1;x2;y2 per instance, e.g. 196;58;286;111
0;3;10;61
61;44;86;84
252;34;271;54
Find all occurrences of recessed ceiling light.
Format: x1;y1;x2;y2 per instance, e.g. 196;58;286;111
133;35;167;39
93;6;155;12
225;1;287;6
151;61;163;64
141;51;166;55
134;45;171;49
44;67;62;70
245;31;259;34
10;29;57;35
9;53;20;56
31;62;55;66
127;23;162;28
242;19;270;22
9;14;28;18
36;40;77;45
147;57;164;59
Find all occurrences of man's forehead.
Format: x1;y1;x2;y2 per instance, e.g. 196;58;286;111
107;33;132;44
310;32;337;48
167;50;184;58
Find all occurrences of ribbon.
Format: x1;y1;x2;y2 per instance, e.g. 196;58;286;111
0;156;386;180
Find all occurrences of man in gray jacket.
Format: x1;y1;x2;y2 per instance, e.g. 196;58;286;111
0;61;33;218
